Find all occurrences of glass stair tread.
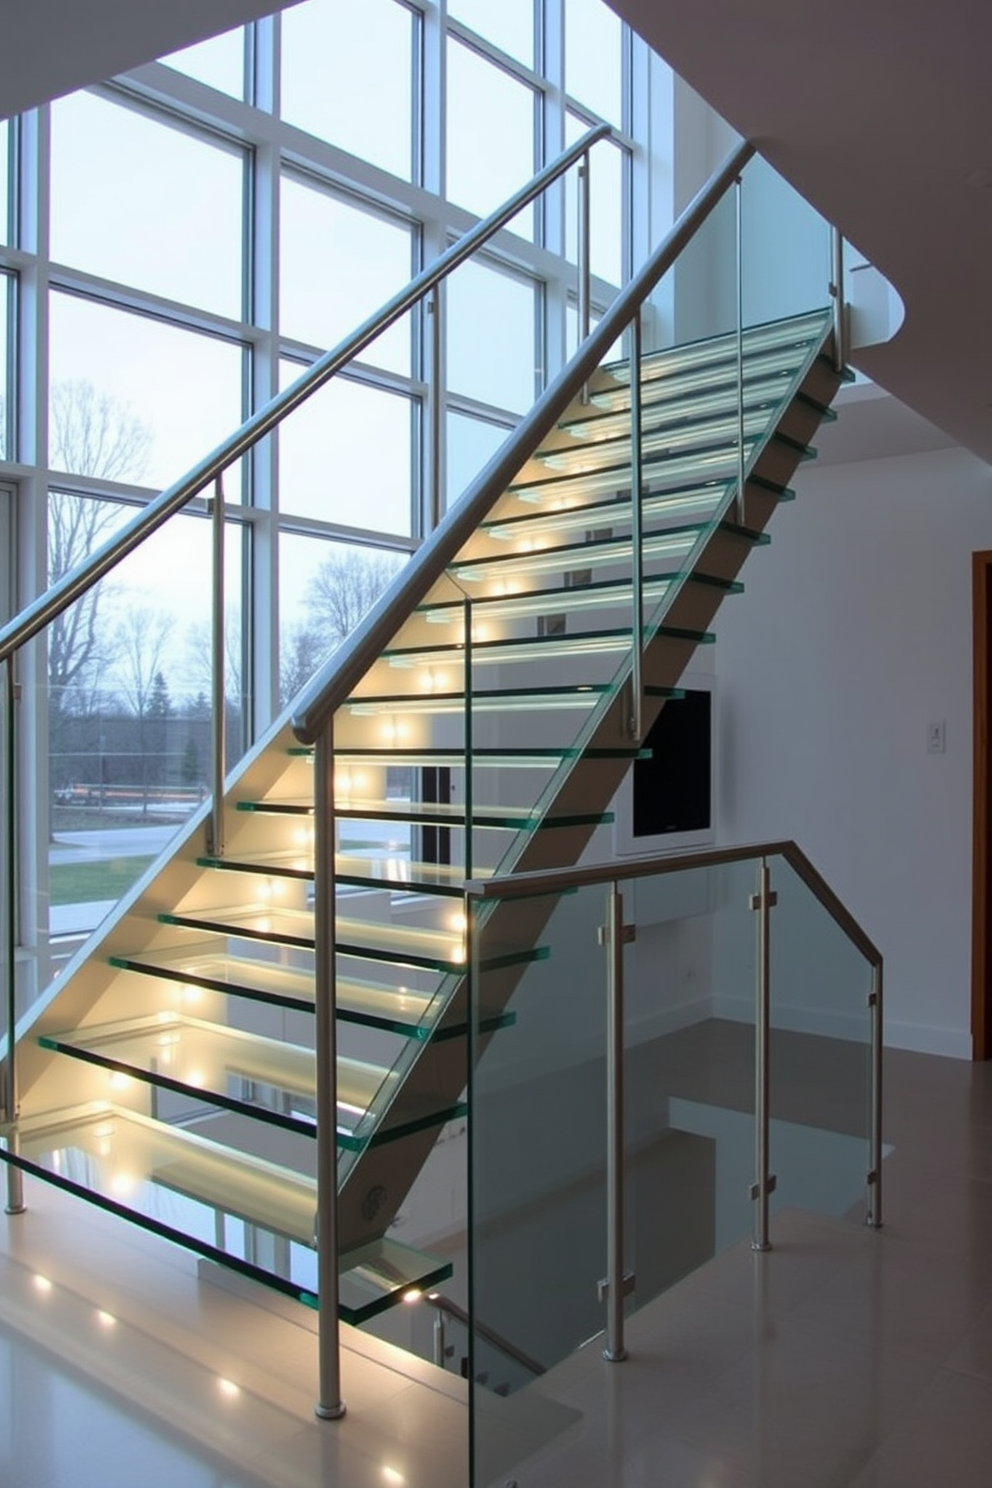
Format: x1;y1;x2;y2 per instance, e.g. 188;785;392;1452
288;746;648;765
507;445;768;505
420;571;738;624
5;1101;320;1245
159;905;467;969
557;372;795;446
449;526;707;584
384;627;636;669
337;1236;453;1326
345;683;611;715
108;942;439;1035
603;310;830;386
589;342;829;415
481;482;732;541
38;1014;394;1144
535;407;774;475
235;795;611;830
198;849;481;897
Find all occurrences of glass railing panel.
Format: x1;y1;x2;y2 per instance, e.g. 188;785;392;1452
740;153;832;332
470;882;608;1487
766;853;873;1225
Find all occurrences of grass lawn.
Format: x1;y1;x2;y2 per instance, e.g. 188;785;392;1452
50;856;157;906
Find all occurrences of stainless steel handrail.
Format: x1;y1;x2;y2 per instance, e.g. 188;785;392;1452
291;138;756;744
464;837;881;968
0;122;612;667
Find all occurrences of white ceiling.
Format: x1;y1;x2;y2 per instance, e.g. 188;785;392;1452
4;0;989;465
610;0;992;464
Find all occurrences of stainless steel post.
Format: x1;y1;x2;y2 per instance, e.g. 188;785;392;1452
868;961;884;1228
735;175;746;528
603;886;627;1362
463;596;473;879
314;723;345;1420
629;311;644;744
429;285;443;532
208;475;226;859
3;657;24;1214
433;1307;446;1369
830;227;846;372
750;857;776;1251
578;151;591;403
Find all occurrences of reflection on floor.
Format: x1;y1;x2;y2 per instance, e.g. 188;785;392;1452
3;1045;992;1487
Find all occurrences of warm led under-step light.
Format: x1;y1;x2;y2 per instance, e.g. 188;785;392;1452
483;482;730;541
451;527;703;583
537;406;772;476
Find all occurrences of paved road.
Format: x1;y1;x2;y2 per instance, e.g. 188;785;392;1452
50;825;181;866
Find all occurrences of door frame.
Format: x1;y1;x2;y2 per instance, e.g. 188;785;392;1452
972;551;992;1058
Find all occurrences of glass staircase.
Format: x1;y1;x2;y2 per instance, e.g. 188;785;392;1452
0;302;846;1327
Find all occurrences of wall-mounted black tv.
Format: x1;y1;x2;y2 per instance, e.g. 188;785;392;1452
614;673;716;855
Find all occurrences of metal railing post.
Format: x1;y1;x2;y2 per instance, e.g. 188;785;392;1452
463;595;473;879
749;856;776;1251
578;150;591;402
314;721;345;1421
735;175;747;528
830;227;847;372
868;961;884;1227
629;311;644;744
428;285;443;533
601;885;628;1362
208;474;226;859
433;1306;447;1369
3;656;24;1215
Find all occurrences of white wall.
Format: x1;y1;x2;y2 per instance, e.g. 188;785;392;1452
714;443;992;1058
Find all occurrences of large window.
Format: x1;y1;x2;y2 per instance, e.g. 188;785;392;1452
1;0;654;980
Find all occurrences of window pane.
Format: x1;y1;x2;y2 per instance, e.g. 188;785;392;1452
0;119;10;245
281;0;414;181
160;27;246;98
47;496;246;934
565;0;623;126
49;293;245;495
279;532;405;707
447;410;509;506
448;0;534;68
447;259;537;413
280;176;413;375
446;39;535;240
278;361;414;534
565;116;624;286
50;91;245;319
0;274;10;460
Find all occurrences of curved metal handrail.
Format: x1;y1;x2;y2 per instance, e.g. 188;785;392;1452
291;138;756;744
0;122;613;665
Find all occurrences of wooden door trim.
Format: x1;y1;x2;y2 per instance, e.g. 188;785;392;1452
972;551;992;1059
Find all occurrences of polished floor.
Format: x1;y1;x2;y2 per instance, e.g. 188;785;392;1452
3;1046;992;1487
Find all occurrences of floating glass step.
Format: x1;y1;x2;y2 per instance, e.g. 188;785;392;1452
508;444;761;506
589;343;828;415
288;746;650;766
482;482;732;542
198;849;478;898
420;572;740;625
536;406;778;476
385;627;636;670
450;527;706;585
109;940;440;1035
38;1014;393;1149
603;310;830;387
0;1103;453;1320
159;905;468;971
236;795;611;832
345;682;611;716
558;373;794;446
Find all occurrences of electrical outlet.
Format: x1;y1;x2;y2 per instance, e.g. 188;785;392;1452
928;719;946;754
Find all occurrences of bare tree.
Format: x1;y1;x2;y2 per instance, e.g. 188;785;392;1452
304;548;403;654
280;622;328;708
113;607;175;817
